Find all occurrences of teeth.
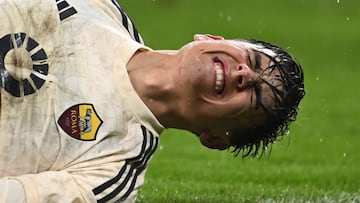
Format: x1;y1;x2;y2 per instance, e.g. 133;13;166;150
214;62;224;92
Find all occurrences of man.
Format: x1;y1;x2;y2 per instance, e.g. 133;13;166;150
0;0;304;202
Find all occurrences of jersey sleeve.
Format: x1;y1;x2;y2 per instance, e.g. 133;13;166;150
10;161;139;203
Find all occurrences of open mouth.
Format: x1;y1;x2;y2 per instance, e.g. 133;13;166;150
214;57;225;95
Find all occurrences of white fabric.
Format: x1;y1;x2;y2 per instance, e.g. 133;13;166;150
0;178;26;203
0;0;163;202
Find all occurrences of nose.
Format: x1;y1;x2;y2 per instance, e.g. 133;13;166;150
233;64;258;89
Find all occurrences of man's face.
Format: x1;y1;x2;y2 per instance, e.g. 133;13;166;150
175;35;282;149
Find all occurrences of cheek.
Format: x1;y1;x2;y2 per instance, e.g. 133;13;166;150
199;104;238;126
187;103;224;125
184;67;214;97
180;59;201;83
226;95;252;115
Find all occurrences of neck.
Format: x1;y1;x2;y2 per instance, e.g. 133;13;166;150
126;49;188;129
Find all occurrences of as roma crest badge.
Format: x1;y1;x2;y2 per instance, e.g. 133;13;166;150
58;103;103;141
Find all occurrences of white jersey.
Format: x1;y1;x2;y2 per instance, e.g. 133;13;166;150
0;0;164;202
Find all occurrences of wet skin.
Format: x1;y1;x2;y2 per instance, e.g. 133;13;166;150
172;35;282;149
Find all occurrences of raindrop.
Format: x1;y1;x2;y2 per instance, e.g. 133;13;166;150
226;16;232;22
337;0;340;3
343;153;346;157
319;138;323;143
219;12;224;18
346;17;350;21
316;77;319;81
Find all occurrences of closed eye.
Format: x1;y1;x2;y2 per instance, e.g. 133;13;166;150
254;84;262;110
238;76;243;86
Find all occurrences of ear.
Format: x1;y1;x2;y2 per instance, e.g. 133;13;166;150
199;130;231;150
194;34;224;41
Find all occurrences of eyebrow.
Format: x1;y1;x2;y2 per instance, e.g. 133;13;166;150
254;85;263;110
246;48;274;113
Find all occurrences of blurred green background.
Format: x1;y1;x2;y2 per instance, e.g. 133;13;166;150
120;0;360;202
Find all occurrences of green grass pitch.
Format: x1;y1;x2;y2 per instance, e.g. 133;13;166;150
120;0;360;202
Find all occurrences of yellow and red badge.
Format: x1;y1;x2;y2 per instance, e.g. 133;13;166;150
58;103;103;141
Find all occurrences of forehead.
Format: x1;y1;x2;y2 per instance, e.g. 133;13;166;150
231;40;277;59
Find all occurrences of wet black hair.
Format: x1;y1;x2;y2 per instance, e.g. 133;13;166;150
229;39;305;158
